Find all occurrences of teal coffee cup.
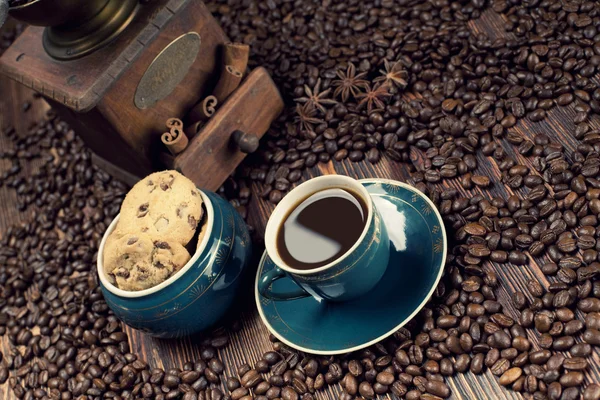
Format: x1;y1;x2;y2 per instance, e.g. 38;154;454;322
259;175;390;302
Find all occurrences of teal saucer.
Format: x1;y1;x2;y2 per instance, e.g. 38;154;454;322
255;178;447;355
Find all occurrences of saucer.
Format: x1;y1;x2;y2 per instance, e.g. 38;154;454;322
255;178;447;354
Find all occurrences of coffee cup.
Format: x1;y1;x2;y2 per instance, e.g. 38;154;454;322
259;175;390;302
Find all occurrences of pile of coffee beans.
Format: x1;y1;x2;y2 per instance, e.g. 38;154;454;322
0;0;600;399
208;0;600;204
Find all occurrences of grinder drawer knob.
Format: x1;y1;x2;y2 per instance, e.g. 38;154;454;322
231;130;259;154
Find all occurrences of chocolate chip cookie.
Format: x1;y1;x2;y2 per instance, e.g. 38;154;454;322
119;170;203;246
103;231;191;291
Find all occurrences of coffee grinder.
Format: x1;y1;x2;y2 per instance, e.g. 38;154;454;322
0;0;284;189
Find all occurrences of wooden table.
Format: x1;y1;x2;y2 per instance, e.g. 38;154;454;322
1;9;600;400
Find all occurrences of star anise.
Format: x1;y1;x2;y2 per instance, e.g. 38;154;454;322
374;59;408;91
355;83;392;112
294;103;322;133
331;63;369;103
295;78;337;114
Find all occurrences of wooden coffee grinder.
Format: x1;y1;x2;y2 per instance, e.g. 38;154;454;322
0;0;284;189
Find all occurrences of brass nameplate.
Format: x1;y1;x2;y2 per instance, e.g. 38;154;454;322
134;32;201;109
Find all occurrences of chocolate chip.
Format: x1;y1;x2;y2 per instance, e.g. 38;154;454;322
138;203;149;217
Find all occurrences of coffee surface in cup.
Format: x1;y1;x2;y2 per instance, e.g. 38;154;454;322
276;188;367;270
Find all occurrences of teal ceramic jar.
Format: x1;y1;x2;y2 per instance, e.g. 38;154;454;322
98;190;251;338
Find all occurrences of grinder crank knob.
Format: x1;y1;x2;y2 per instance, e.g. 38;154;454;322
231;130;259;154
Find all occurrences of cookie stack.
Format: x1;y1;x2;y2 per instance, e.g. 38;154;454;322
103;170;204;291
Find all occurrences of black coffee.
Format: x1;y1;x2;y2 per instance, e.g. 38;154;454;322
276;188;367;270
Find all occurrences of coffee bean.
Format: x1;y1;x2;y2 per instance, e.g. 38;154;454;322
527;279;544;297
347;359;362;377
462;277;481;292
529;350;551;365
499;368;522;386
405;390;421;400
546;354;565;371
182;371;200;384
271;360;288;376
471;175;490;188
539;334;554;349
468;244;490;258
255;381;271;395
349;151;363;162
366;149;380;163
183;393;198;400
343;374;358;395
571;343;592;357
314;374;324;390
232;388;249;400
358;381;375;399
425;170;441;183
579;298;600;313
508;251;527;265
553;336;575;351
375;372;394;386
535;311;553;333
586;313;600;330
454;354;470;373
241;370;262;388
470;353;484;375
387;381;406;397
333;149;348;161
425;381;450;398
548;381;562;400
512;337;530;352
255;359;269;373
583;329;600;345
584;384;600;400
562;388;581;400
281;386;298;400
237;364;251;377
205;368;220;384
490;359;509;376
227;377;241;392
563;357;588;371
560;372;584;387
266;387;280;399
209;358;224;374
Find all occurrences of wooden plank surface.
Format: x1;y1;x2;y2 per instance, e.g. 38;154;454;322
0;7;599;400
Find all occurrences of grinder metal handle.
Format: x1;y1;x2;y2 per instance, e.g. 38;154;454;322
0;0;8;29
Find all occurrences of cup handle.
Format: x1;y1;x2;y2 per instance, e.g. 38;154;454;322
258;267;311;301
